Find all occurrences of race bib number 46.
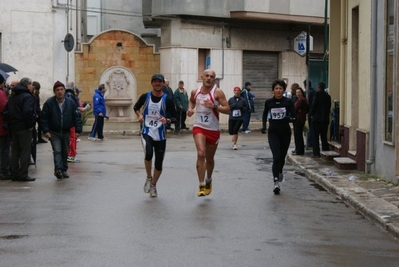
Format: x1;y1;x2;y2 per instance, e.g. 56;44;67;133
232;109;241;117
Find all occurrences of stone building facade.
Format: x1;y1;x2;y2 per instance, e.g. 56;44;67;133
75;29;159;121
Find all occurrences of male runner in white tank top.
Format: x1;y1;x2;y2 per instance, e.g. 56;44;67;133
187;69;230;197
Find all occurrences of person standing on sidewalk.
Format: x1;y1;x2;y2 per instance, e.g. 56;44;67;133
261;79;296;194
304;79;315;149
0;75;11;180
41;81;82;179
68;87;89;162
240;81;253;134
173;80;189;132
32;82;47;144
133;74;176;197
187;69;230;197
88;84;107;141
310;82;331;157
162;78;176;131
65;82;87;163
8;78;36;182
292;88;308;155
228;86;248;150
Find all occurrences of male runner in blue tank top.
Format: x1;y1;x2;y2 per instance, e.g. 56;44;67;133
133;74;176;197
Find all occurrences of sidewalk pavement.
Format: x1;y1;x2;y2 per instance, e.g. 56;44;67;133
287;152;399;240
94;120;399;239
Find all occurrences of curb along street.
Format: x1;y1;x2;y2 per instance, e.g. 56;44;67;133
286;153;399;240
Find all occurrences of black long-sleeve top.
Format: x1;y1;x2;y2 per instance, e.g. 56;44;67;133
262;96;295;133
228;96;248;120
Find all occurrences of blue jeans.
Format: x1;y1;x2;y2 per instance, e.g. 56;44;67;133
242;111;251;131
49;131;70;172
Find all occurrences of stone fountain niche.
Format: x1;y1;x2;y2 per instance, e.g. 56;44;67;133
101;67;136;121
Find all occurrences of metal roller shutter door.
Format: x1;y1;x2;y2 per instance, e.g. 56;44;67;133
243;51;278;121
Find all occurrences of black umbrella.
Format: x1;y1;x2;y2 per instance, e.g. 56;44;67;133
0;63;18;73
0;69;9;81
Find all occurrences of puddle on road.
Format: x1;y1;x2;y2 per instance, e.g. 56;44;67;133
0;235;28;240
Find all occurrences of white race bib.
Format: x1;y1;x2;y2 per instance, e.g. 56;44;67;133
270;107;286;120
145;108;162;128
195;110;214;125
232;109;241;117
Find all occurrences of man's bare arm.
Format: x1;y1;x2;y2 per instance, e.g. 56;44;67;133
214;88;230;115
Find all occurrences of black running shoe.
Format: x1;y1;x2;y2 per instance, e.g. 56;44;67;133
54;170;63;179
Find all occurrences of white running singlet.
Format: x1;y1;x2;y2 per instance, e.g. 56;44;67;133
193;85;220;131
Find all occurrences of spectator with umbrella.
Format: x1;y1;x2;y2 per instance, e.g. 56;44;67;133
0;63;18;73
7;78;36;182
0;73;11;180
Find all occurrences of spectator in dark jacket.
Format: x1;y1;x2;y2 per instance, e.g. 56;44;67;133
0;75;11;180
240;81;253;134
304;79;315;149
32;81;47;144
310;82;331;157
162;78;176;131
292;88;308;156
41;81;82;179
8;77;36;181
174;80;189;132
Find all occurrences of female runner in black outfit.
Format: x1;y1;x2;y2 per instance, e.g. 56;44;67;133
261;80;296;194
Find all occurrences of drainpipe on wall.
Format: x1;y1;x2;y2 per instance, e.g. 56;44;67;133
66;1;70;82
219;22;225;80
323;0;328;85
366;0;378;168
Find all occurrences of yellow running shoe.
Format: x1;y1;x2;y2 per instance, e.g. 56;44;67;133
197;185;206;197
204;180;212;195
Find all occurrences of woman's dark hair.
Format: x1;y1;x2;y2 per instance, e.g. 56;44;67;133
272;79;287;91
32;81;41;90
296;87;305;97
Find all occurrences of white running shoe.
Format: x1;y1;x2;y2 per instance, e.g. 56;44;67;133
233;144;237;150
144;177;152;193
67;157;80;163
273;180;280;195
149;185;158;197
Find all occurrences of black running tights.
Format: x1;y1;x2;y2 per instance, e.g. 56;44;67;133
268;129;291;178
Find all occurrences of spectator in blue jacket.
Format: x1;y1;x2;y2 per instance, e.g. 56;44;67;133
88;84;107;141
240;81;253;134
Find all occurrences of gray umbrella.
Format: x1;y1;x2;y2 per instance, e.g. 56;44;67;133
0;63;18;73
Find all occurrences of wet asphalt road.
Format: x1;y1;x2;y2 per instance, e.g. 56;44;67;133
1;132;399;267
